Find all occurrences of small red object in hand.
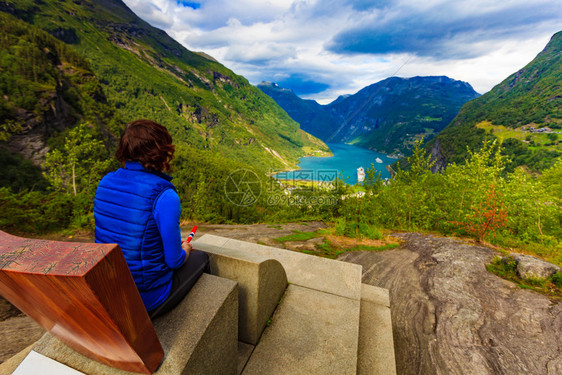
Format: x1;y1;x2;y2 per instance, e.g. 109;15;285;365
185;226;197;243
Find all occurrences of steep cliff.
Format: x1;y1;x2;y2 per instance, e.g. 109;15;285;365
0;11;118;189
257;82;340;140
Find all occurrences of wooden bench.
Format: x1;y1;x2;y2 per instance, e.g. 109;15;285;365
0;230;164;374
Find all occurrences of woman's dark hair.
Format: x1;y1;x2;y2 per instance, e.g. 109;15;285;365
116;119;175;172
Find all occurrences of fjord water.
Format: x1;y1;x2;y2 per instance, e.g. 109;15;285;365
274;143;394;185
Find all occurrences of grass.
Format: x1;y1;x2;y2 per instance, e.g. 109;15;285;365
273;225;400;259
301;146;333;157
334;218;384;240
476;121;561;151
315;241;399;259
301;249;317;255
486;233;562;268
274;230;322;243
487;256;562;299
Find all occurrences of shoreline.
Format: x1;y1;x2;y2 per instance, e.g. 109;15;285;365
385;164;396;177
345;142;402;159
267;143;394;182
267;146;334;177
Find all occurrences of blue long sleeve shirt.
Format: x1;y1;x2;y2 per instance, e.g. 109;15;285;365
154;188;187;270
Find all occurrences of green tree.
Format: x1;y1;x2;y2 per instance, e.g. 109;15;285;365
401;138;435;183
43;123;113;195
0;121;22;141
540;160;562;200
363;164;385;194
191;173;207;220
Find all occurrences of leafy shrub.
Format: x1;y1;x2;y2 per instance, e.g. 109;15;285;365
0;187;74;234
552;272;562;288
334;218;346;236
333;218;383;240
451;184;508;242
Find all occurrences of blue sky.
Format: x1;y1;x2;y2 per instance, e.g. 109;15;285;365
123;0;562;103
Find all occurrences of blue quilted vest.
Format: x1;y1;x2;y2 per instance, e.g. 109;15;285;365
94;161;176;311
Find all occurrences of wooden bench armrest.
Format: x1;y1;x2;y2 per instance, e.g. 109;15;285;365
0;231;164;374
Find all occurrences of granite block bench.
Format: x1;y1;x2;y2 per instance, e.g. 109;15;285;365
192;241;287;345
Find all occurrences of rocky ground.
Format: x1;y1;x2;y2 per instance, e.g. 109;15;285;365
189;221;328;247
0;297;44;363
340;233;562;375
1;225;561;375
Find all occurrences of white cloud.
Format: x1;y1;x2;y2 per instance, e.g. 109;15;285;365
124;0;174;28
122;0;562;102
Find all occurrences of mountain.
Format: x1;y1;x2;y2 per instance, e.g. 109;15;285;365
259;77;479;157
328;76;479;156
0;0;328;174
429;31;562;172
257;82;339;141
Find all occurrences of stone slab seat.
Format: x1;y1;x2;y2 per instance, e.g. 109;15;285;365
194;234;363;300
0;230;164;374
192;241;287;345
12;351;84;375
193;235;363;375
242;284;361;375
33;273;239;375
357;284;397;375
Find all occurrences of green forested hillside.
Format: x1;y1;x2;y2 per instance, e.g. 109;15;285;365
1;0;327;172
0;1;328;234
342;141;562;267
345;76;479;156
430;31;562;172
0;11;120;191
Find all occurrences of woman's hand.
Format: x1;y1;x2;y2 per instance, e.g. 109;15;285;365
182;241;193;264
182;241;193;253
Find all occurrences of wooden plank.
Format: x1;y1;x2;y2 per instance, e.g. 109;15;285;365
0;231;164;374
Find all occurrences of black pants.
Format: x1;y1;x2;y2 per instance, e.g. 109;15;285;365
148;250;210;320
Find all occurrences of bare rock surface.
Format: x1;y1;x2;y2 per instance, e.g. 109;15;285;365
187;221;328;249
509;253;561;280
339;233;562;375
0;297;44;363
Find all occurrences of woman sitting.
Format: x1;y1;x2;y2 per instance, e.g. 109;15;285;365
94;119;209;319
